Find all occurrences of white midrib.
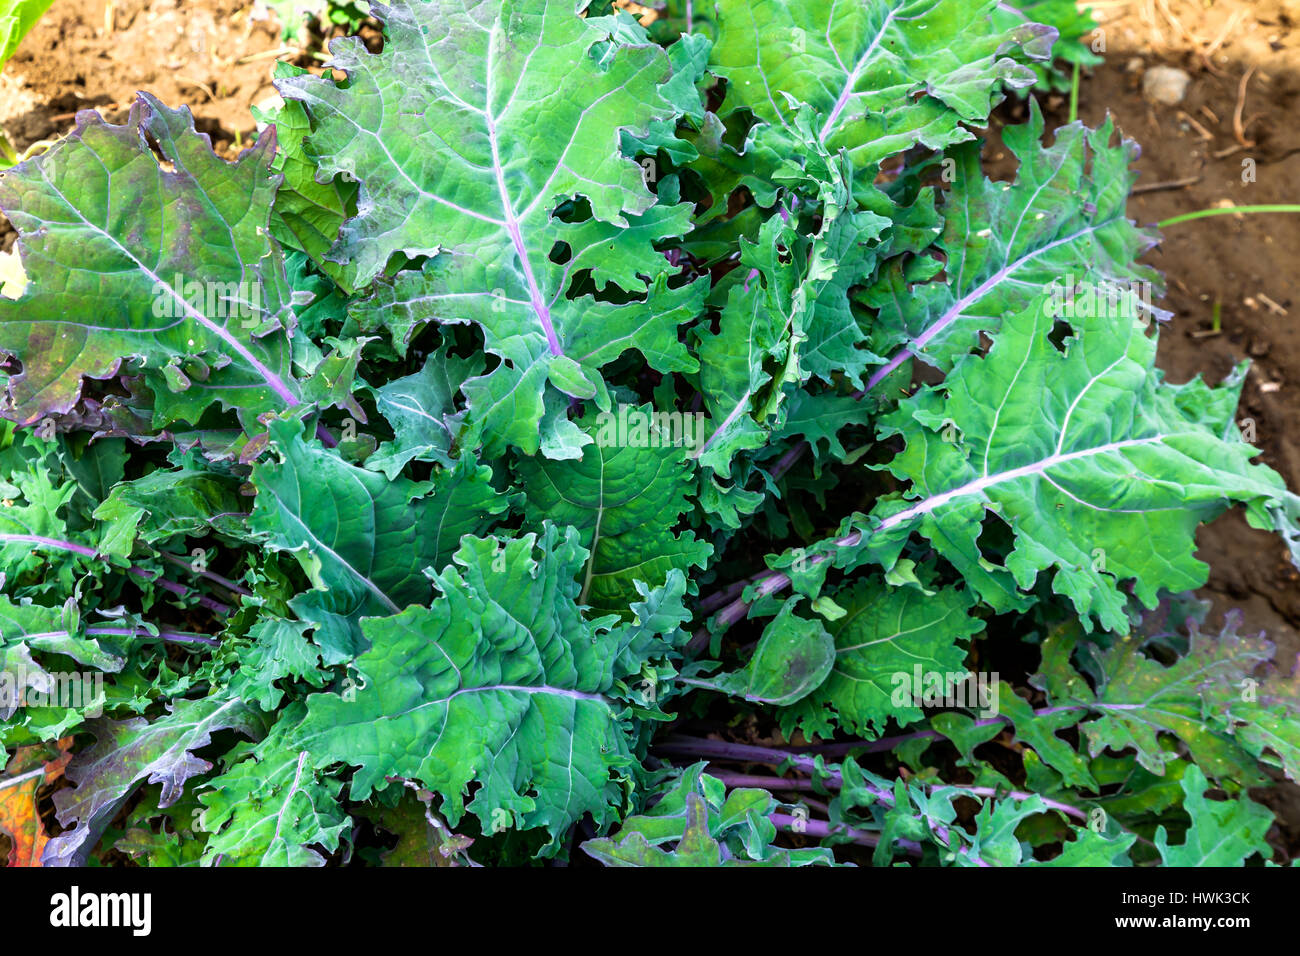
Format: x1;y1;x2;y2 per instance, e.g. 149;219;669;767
263;486;402;614
271;752;310;847
1053;354;1128;456
578;453;607;606
692;390;752;459
818;4;901;143
33;157;299;406
872;434;1171;537
0;766;46;791
386;397;453;434
836;605;963;655
747;433;1174;607
694;285;795;459
443;683;609;704
863;221;1110;394
484;27;563;358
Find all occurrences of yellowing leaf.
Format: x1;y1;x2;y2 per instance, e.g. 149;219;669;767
0;738;72;867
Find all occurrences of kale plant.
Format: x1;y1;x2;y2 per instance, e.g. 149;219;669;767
0;0;1297;868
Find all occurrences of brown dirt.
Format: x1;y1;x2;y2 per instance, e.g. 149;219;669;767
983;2;1300;667
1071;0;1300;856
984;0;1300;858
1;0;285;151
1080;0;1300;656
0;0;359;252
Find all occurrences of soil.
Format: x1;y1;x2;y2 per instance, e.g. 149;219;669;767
1;0;282;162
0;0;360;251
1080;0;1300;657
1074;0;1300;857
974;0;1300;651
991;0;1300;857
0;0;1297;856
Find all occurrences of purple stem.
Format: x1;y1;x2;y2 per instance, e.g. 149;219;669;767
148;269;301;407
316;423;339;448
715;770;1084;825
802;704;1134;754
0;531;236;615
654;737;985;864
861;348;912;396
712;565;811;630
696;569;778;616
152;628;220;647
160;551;253;596
656;736;857;784
697;699;1136;763
706;443;1169;632
768;812;924;854
769;440;809;482
127;567;232;616
737;223;1123;552
686;570;784;654
670;739;1155;850
957;787;1088;822
0;533;97;558
694;398;754;460
713;772;816;791
789;719;1009;757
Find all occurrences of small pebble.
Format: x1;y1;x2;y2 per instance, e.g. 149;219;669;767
1143;66;1192;106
